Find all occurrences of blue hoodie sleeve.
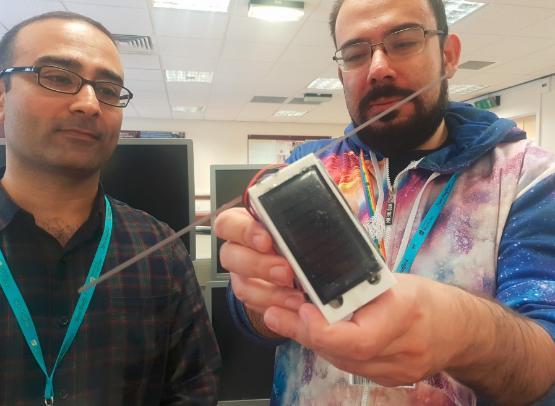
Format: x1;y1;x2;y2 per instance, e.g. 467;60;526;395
496;172;555;340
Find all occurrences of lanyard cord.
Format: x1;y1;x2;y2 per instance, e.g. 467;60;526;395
0;196;113;404
359;150;387;259
358;150;460;273
395;172;459;273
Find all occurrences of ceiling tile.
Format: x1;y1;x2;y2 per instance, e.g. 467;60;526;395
122;102;140;119
279;45;334;67
120;53;161;70
308;0;335;23
0;0;65;27
204;103;243;121
226;16;301;44
65;3;153;35
167;83;212;105
214;59;273;85
220;40;286;63
160;55;218;71
152;8;229;39
519;14;555;38
453;3;553;36
63;0;145;7
463;36;554;66
133;101;172;118
294;21;332;47
157;36;223;59
124;68;164;82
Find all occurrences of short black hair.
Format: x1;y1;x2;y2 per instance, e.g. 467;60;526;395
329;0;449;48
0;11;115;89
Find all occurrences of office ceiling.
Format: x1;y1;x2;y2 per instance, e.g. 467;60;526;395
1;0;555;124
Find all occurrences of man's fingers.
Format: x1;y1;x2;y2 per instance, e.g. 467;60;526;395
221;241;294;286
213;207;273;253
231;273;305;312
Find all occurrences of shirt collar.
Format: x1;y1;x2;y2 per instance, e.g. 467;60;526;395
0;166;107;241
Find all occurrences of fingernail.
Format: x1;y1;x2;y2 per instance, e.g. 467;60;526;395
252;234;265;251
264;312;279;331
270;266;289;283
284;295;304;310
300;305;311;323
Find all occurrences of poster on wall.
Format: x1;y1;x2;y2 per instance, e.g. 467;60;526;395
248;134;332;164
120;130;186;138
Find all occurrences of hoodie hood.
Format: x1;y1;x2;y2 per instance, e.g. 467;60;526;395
344;102;526;174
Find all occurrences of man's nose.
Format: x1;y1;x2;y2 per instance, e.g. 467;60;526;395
367;47;397;85
68;84;101;117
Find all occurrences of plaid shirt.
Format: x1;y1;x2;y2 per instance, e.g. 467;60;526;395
0;185;221;405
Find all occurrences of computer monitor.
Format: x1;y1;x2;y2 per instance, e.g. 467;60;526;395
210;164;266;279
102;138;196;258
0;138;196;258
204;280;275;404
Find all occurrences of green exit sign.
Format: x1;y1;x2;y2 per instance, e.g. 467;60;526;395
474;96;501;110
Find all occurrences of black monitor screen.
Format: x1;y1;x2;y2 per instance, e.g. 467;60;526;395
210;283;275;401
101;139;195;258
0;139;195;258
211;165;264;277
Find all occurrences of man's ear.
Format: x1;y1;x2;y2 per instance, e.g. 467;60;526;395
338;67;344;85
443;33;462;79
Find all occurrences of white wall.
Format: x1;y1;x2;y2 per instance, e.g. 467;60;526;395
467;75;555;153
121;118;346;195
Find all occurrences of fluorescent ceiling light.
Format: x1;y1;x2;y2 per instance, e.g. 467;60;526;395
449;84;488;95
165;70;213;83
173;106;205;113
444;0;485;25
153;0;230;12
308;78;343;91
274;110;307;117
248;0;304;22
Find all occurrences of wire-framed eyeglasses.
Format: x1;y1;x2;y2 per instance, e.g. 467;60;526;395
0;65;134;108
333;26;445;72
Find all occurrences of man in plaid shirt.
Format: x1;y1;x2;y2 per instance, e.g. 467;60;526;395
0;11;221;405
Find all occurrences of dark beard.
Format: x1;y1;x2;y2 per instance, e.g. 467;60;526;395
353;78;448;157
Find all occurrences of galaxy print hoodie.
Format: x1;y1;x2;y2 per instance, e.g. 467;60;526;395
228;102;555;405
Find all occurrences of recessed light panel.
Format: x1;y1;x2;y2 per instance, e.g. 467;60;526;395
449;84;489;95
444;0;485;25
173;106;205;113
165;70;214;83
308;78;343;91
274;110;307;117
248;0;304;22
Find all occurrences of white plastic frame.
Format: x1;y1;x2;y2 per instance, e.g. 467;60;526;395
248;153;396;323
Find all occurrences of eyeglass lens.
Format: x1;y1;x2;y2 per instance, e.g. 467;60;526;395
338;27;426;71
38;66;130;107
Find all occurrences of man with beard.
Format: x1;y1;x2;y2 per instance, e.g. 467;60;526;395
214;0;555;405
0;11;220;405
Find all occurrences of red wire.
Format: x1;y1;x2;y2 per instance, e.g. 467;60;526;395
243;163;286;220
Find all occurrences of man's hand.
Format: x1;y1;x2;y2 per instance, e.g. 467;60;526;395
261;273;555;404
214;208;555;404
261;273;462;386
213;208;306;333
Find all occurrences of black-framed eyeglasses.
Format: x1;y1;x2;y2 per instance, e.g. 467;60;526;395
0;65;134;108
333;26;445;72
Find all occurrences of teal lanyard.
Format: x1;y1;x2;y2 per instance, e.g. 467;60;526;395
396;173;459;273
0;196;113;405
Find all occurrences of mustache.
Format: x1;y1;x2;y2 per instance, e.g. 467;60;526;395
358;85;415;115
